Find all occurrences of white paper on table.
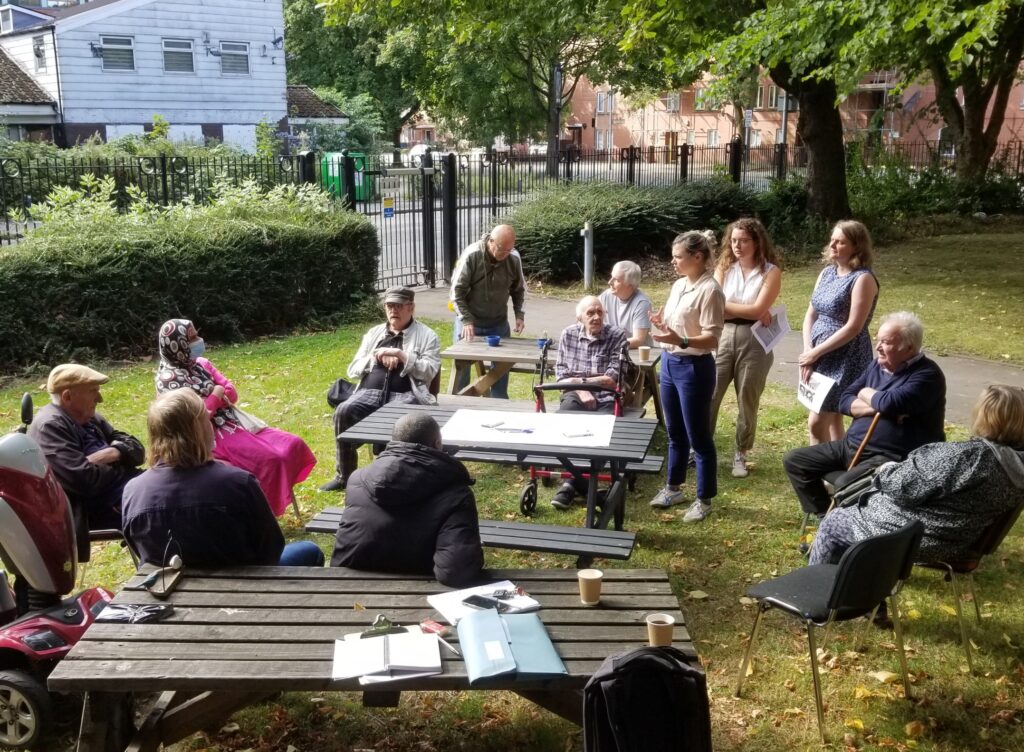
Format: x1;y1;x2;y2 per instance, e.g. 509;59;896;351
441;409;615;448
797;372;838;414
750;304;790;354
427;580;540;626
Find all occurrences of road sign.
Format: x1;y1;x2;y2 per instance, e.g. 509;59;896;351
744;109;753;127
383;197;395;219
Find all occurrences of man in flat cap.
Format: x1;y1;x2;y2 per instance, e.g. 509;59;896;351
320;287;441;492
28;364;145;560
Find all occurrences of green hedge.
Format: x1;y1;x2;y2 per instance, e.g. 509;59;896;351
0;180;379;370
501;180;756;280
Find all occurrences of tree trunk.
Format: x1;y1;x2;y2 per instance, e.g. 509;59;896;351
771;66;851;221
546;61;561;178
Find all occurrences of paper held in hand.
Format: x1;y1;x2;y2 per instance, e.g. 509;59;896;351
750;304;790;354
797;372;838;414
332;631;441;684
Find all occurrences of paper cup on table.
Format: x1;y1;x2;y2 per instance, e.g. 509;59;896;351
577;568;603;606
637;345;651;362
646;613;675;646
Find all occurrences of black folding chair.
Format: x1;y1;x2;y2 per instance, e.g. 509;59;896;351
917;501;1023;673
735;521;924;744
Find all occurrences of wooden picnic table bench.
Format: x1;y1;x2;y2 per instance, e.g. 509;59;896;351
306;506;637;566
49;566;696;752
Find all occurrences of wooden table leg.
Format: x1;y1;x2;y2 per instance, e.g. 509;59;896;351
447;359;471;394
456;362;515;397
76;692;134;752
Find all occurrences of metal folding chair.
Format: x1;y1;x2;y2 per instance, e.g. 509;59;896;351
736;521;924;744
916;501;1024;673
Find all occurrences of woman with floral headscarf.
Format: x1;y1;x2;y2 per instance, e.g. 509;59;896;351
155;319;316;517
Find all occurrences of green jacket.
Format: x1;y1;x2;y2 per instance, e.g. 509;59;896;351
451;240;526;328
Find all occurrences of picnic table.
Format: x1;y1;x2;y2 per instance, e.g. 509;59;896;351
48;566;695;752
339;403;659;531
441;337;664;423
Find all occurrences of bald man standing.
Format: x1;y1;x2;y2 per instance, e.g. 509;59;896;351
450;224;526;399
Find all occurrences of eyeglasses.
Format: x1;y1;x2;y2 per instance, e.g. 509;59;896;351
384;302;411;311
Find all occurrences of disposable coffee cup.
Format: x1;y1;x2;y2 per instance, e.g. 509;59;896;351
578;568;603;606
646;613;675;646
638;345;651;362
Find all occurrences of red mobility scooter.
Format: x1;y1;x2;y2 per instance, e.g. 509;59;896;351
0;395;114;748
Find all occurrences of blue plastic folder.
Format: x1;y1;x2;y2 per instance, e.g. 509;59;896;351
456;608;568;685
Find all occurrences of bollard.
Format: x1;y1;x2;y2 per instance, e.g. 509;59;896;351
581;221;594;291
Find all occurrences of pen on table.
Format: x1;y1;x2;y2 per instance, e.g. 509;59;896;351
436;634;461;657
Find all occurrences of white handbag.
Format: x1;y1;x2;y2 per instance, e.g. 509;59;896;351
232;405;268;433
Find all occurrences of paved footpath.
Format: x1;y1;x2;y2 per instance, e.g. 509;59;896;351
413;286;1024;426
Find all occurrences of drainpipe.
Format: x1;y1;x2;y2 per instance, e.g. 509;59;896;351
50;25;66;146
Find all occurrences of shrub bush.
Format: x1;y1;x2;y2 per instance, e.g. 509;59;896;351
502;180;756;280
0;178;379;370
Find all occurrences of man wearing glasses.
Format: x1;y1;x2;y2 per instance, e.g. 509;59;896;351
450;224;527;398
320;287;441;492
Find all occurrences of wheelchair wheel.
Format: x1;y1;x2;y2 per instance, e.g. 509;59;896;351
519;483;538;516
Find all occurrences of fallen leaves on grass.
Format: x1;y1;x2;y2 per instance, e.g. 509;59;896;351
904;720;926;738
867;670;900;684
689;590;709;600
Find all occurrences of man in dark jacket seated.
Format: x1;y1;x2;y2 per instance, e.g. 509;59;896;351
330;413;484;587
783;311;946;516
28;364;145;561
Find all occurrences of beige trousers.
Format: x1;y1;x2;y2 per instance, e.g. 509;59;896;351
711;323;774;453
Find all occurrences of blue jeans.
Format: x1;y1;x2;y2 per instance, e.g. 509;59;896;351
453;319;512;399
661;353;717;500
279;540;325;567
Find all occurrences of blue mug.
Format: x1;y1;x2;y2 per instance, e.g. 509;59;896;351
486;335;501;347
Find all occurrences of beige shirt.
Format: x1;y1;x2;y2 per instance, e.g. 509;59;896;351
659;272;725;356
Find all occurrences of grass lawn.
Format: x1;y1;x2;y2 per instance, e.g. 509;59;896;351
1;229;1022;751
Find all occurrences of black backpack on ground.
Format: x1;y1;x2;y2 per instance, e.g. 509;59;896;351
583;646;712;752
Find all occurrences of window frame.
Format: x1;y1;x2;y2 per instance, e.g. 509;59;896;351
162;37;195;74
1;9;13;35
663;91;680;113
100;34;135;72
219;41;250;76
707;130;719;147
32;35;46;72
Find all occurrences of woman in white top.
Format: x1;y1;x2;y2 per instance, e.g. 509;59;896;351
648;231;725;523
710;218;782;478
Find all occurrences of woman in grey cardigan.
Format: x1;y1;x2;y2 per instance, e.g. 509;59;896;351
810;384;1024;565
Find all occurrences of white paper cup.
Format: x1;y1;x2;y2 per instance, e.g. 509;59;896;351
646;612;675;646
638;345;651;362
578;568;603;605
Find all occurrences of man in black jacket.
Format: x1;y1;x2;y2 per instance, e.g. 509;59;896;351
330;413;484;587
28;364;145;560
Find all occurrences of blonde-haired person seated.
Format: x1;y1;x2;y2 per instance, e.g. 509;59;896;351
122;390;324;568
810;384;1024;566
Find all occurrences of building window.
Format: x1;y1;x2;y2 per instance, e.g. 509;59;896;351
662;92;680;112
766;86;779;109
776;129;784;144
163;38;194;73
695;87;717;112
750;130;762;147
756;86;764;109
707;130;719;147
1;9;13;34
686;129;695;146
220;41;249;75
33;36;46;72
595;129;604;149
100;35;135;71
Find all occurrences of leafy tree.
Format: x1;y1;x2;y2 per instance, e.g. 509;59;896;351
322;0;670;174
284;0;421;145
309;90;387;152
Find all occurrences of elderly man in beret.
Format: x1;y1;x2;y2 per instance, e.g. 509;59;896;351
27;364;145;560
320;287;442;492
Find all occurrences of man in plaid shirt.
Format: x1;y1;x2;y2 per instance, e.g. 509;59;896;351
551;295;628;509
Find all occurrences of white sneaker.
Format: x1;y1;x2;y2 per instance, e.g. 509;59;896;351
682;500;712;523
650;487;684;508
731;452;749;478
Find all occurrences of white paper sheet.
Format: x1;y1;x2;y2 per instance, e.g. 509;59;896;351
427;580;540;625
750;304;790;354
441;409;615;448
797;372;838;414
